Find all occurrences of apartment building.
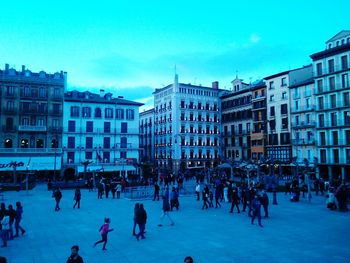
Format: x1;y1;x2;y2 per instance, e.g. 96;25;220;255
139;108;154;163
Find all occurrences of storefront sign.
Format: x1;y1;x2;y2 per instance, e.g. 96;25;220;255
0;157;61;171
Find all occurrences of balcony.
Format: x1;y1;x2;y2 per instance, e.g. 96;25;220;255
314;84;350;95
291;105;315;113
20;108;48;115
18;125;47;132
252;94;266;101
292;121;316;129
292;139;315;146
50;110;62;116
0;148;62;154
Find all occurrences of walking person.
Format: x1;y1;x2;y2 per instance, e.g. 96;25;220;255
73;188;81;209
251;195;263;227
53;187;62;211
93;218;114;250
111;181;116;199
97;181;104;199
116;184;122;199
7;205;16;240
14;201;26;237
67;245;84;263
260;190;269;218
230;188;240;214
170;187;176;211
1;213;9;247
215;186;221;208
135;204;147;241
105;181;110;199
195;183;201;201
153;183;160;201
201;187;209;210
132;203;140;236
158;195;174;227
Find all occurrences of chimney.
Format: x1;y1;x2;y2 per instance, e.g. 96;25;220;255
100;89;105;98
212;81;219;89
5;63;9;71
22;65;25;72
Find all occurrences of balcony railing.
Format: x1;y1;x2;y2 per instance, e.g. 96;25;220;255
0;148;62;153
292;121;316;128
292;139;315;145
18;125;47;132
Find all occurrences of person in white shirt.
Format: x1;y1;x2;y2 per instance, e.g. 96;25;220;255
195;183;201;201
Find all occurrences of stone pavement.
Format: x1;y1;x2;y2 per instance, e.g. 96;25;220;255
1;184;350;263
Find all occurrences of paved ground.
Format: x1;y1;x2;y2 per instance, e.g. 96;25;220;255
1;184;350;263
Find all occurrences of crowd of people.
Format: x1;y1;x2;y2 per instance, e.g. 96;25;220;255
0;201;26;248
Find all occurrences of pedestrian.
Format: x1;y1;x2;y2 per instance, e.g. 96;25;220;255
7;205;16;240
66;245;84;263
116;184;122;199
14;201;26;237
195;183;201;201
314;178;320;196
93;218;114;250
184;256;194;263
97;181;104;199
251;195;263;227
201;187;209;210
158;195;174;227
111;181;116;199
135;204;147;241
215;186;221;208
1;213;9;247
230;188;240;214
0;203;6;221
153;183;160;201
170;187;176;211
208;190;214;208
105;181;110;199
53;187;62;211
73;188;81;209
260;190;269;218
132;203;140;236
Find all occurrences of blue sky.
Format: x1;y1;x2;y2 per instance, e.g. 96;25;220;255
1;0;349;110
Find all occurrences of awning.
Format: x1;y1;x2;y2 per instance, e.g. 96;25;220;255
218;163;232;169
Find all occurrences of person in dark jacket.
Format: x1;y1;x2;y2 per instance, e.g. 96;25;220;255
230;188;240;214
53;187;62;211
153;183;160;201
132;203;140;236
251;195;263;227
73;188;81;209
201;186;210;210
7;205;16;240
260;191;269;218
215;186;221;208
14;201;25;237
67;245;84;263
135;204;147;241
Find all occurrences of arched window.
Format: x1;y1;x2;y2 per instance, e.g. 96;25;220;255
342;39;345;45
95;107;102;117
347;37;350;43
36;139;44;148
336;41;340;46
4;138;12;148
328;43;332;49
20;139;29;148
6;118;13;129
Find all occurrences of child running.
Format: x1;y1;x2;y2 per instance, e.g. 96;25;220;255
93;218;114;250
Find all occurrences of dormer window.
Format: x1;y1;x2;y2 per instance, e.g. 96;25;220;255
336;41;340;46
342;39;345;45
348;37;350;43
328;43;332;49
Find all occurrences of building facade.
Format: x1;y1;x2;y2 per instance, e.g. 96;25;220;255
139;108;154;163
153;75;224;174
0;64;65;177
63;90;143;178
265;70;292;175
310;30;350;181
250;80;267;161
289;65;317;172
221;77;252;163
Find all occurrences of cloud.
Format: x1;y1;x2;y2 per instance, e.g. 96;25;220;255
249;34;261;44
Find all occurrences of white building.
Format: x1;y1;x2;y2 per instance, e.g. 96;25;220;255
139;108;154;162
153;75;225;174
63;90;143;178
310;30;350;181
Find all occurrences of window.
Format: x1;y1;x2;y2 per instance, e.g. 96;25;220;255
86;137;93;149
346;149;350;163
116;109;124;119
320;132;326;146
82;107;91;118
316;63;322;76
4;138;12;148
295;116;300;125
21;117;29;126
52;119;59;128
317;79;323;93
103;137;110;149
305;98;310;109
70;106;80;117
332;131;338;145
105;108;113;118
318;114;325;127
320;149;326;163
85;152;93;160
333;149;339;163
282;92;287;100
331;112;337;126
53;88;61;98
281;77;287;86
37;119;44;126
6;86;14;96
282;117;288;130
269;81;275;89
342;74;348;88
344;111;350;125
346;130;350;145
120;151;127;159
269;119;276;131
68;120;76;132
306;114;311;124
304;86;311;97
341;55;348;70
280;132;290;144
246;123;251;133
329;77;335;90
270;95;274;102
121;122;128;133
181;101;185;108
328;59;334;73
270;106;275;117
86;121;93;132
330;94;336;108
293;88;300;99
104;122;111;133
68;137;75;149
39;88;47;98
95;108;102;117
20;138;29;148
281;104;288;115
36;139;44;148
120;137;127;148
67;152;75;163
